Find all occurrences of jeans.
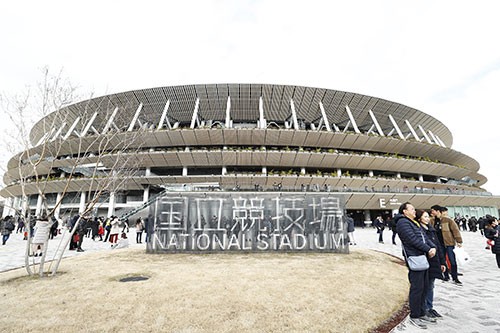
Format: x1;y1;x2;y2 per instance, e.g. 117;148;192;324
408;269;429;318
425;278;435;311
2;234;10;245
443;245;458;280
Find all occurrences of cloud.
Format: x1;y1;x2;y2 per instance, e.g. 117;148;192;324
1;0;500;195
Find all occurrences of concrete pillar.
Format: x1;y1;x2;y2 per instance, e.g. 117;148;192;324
397;172;401;179
182;167;188;176
12;197;20;217
79;192;86;214
35;194;43;217
143;186;150;203
337;169;342;177
54;193;62;219
300;167;306;175
262;166;267;175
222;166;227;175
364;209;372;227
419;174;424;182
145;167;151;176
369;170;374;177
107;192;116;217
21;196;28;218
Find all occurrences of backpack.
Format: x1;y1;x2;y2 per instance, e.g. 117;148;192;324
5;221;15;231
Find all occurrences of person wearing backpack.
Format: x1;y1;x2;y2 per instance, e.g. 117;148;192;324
1;216;16;245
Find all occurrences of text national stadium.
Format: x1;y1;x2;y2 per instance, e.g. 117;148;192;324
2;84;499;252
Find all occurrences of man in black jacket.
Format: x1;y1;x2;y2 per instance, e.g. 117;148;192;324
396;202;438;329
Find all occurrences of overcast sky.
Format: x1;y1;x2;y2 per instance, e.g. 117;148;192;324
1;0;499;194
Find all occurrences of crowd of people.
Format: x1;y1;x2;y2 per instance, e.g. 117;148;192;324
0;214;154;255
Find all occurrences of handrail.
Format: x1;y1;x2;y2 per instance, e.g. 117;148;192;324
118;189;169;221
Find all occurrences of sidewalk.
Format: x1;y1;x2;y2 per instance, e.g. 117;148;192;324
0;228;145;272
352;226;500;332
1;227;499;332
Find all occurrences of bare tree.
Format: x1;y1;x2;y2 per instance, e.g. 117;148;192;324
1;68;145;277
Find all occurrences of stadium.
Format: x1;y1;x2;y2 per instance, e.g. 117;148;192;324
1;84;499;236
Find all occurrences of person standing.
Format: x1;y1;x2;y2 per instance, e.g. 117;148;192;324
374;215;385;243
98;218;105;241
1;216;16;245
430;205;463;285
109;216;120;246
345;214;356;245
388;215;397;245
76;216;88;252
135;217;144;244
90;216;99;241
462;215;469;232
396;202;437;329
16;215;25;234
68;215;79;251
144;214;153;243
417;209;446;319
32;215;50;256
49;216;59;239
484;217;500;268
477;216;485;236
103;217;112;242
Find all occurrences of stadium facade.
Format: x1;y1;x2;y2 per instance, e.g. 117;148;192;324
1;84;499;227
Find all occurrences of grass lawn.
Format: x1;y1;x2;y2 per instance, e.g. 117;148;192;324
0;248;408;332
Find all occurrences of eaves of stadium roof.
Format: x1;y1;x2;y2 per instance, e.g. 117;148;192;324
4;130;485;185
4;83;495;207
16;84;478;171
30;83;453;147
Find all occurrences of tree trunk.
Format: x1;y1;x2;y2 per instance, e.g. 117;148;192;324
50;216;81;276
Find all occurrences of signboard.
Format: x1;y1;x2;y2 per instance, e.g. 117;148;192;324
147;192;347;253
379;198;401;209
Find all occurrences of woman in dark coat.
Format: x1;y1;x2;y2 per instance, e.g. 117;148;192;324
484;217;500;268
89;216;99;241
416;209;446;318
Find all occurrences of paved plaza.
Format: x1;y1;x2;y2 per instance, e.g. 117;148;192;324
1;225;499;332
353;226;500;333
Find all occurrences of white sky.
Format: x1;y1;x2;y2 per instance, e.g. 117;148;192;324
1;0;499;194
